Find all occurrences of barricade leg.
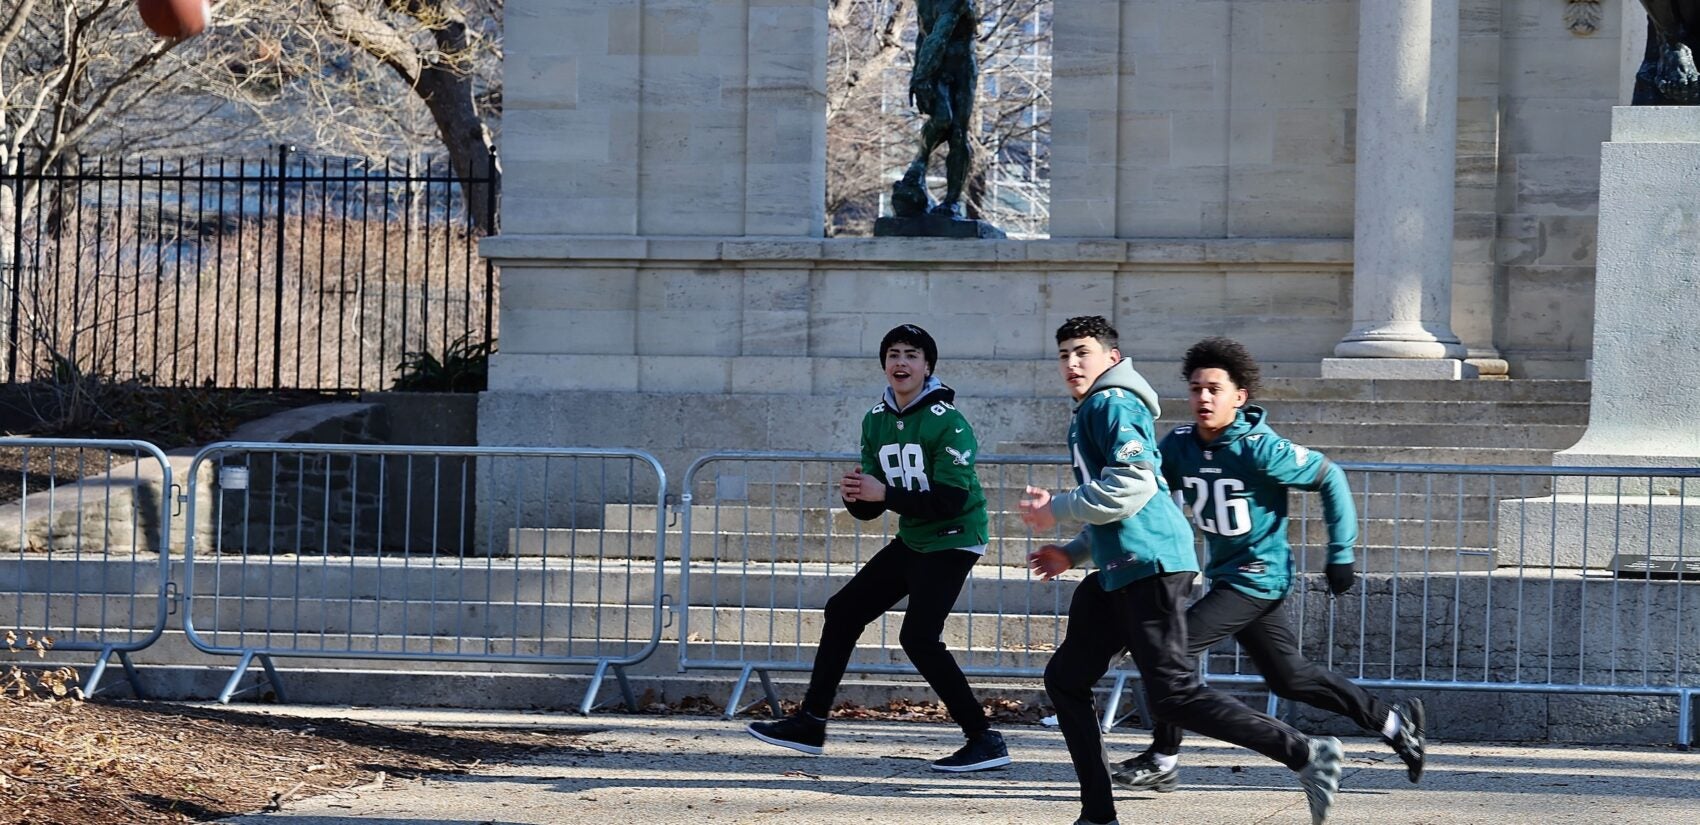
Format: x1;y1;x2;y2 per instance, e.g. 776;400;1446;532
117;651;147;700
1100;672;1151;732
84;648;114;698
579;661;639;715
218;651;286;704
756;668;782;718
724;664;755;720
1679;690;1694;750
724;664;784;719
1099;672;1129;733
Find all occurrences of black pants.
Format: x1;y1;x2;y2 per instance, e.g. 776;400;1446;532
1045;571;1310;825
1148;586;1390;755
801;537;989;737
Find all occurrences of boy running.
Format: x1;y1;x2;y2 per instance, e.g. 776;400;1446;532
746;324;1011;772
1020;316;1343;825
1110;337;1426;792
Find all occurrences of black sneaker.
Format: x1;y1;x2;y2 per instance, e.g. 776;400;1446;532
931;729;1011;772
1298;736;1344;825
1110;751;1178;792
1071;819;1121;825
1385;698;1426;783
746;712;826;755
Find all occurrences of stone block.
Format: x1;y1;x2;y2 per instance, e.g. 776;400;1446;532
1512;153;1604;215
638;269;744;311
501;268;638;311
927;272;1040;316
487;354;640;392
1501;265;1594;355
638;356;732;393
739;310;809;355
501;309;636;355
731;357;812;394
1498;493;1700;568
637;309;741;355
504;54;578;111
1319;358;1480;380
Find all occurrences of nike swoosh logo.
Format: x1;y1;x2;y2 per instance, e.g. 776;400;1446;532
955;428;963;433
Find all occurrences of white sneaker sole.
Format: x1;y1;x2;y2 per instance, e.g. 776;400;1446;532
930;754;1012;772
746;724;824;755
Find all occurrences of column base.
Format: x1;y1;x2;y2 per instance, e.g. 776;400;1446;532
1319;358;1479;379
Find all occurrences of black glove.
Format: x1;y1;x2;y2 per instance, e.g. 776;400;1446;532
1325;562;1355;596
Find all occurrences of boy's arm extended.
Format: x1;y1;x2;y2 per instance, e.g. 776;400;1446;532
1049;398;1161;526
1259;439;1357;566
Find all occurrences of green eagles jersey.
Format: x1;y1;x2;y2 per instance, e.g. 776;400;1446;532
1062;360;1199;591
858;386;989;552
1159;406;1357;599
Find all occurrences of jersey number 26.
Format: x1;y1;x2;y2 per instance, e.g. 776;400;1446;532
1182;476;1250;536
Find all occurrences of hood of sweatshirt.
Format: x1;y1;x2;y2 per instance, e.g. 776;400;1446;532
883;374;955;415
1076;358;1162;418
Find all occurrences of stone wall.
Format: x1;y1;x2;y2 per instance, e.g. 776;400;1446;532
481;235;1354;399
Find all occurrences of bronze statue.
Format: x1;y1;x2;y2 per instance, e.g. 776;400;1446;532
1635;0;1700;104
890;0;978;219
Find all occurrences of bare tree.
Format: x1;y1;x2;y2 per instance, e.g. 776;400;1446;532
311;0;501;233
826;0;1050;237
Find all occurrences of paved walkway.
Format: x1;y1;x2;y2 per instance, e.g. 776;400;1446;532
222;706;1700;825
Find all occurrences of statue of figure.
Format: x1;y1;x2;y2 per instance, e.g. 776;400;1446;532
890;0;978;220
1634;0;1700;104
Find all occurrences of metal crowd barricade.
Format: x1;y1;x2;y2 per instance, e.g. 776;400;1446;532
181;442;667;713
677;450;1078;719
0;438;173;697
680;451;1699;744
1102;461;1700;746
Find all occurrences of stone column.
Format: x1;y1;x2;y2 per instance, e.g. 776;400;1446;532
1322;0;1472;379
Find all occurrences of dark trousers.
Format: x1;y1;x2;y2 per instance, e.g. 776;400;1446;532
1148;586;1390;755
801;537;989;737
1045;571;1310;825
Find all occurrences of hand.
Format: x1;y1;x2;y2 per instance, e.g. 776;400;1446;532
1325;561;1355;596
1018;485;1056;531
840;468;863;501
1028;544;1072;581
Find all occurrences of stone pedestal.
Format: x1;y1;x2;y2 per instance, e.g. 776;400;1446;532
1498;107;1700;568
1325;0;1468;379
873;215;1007;239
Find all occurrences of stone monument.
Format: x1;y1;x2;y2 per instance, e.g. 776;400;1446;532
1498;105;1700;568
872;0;1006;239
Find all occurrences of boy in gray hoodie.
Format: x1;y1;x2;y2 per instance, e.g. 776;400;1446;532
1019;316;1344;825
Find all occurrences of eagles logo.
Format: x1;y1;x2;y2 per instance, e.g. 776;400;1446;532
1115;440;1144;462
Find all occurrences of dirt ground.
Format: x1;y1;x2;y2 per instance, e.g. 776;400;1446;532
0;683;1048;825
0;692;595;825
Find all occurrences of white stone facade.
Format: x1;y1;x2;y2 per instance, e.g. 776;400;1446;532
489;0;1627;398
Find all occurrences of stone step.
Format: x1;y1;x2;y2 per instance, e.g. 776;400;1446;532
610;504;1500;547
1255;378;1591;403
1217;400;1590;426
997;423;1582;452
509;528;1502;569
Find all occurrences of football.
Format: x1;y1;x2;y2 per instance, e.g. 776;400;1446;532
136;0;211;39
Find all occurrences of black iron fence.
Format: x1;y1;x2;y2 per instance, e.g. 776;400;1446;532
0;146;499;392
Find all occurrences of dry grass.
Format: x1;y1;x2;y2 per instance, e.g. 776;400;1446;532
12;209;496;392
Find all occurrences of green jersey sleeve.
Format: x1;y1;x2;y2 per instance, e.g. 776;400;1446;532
925;406;980;491
1255;437;1357;565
